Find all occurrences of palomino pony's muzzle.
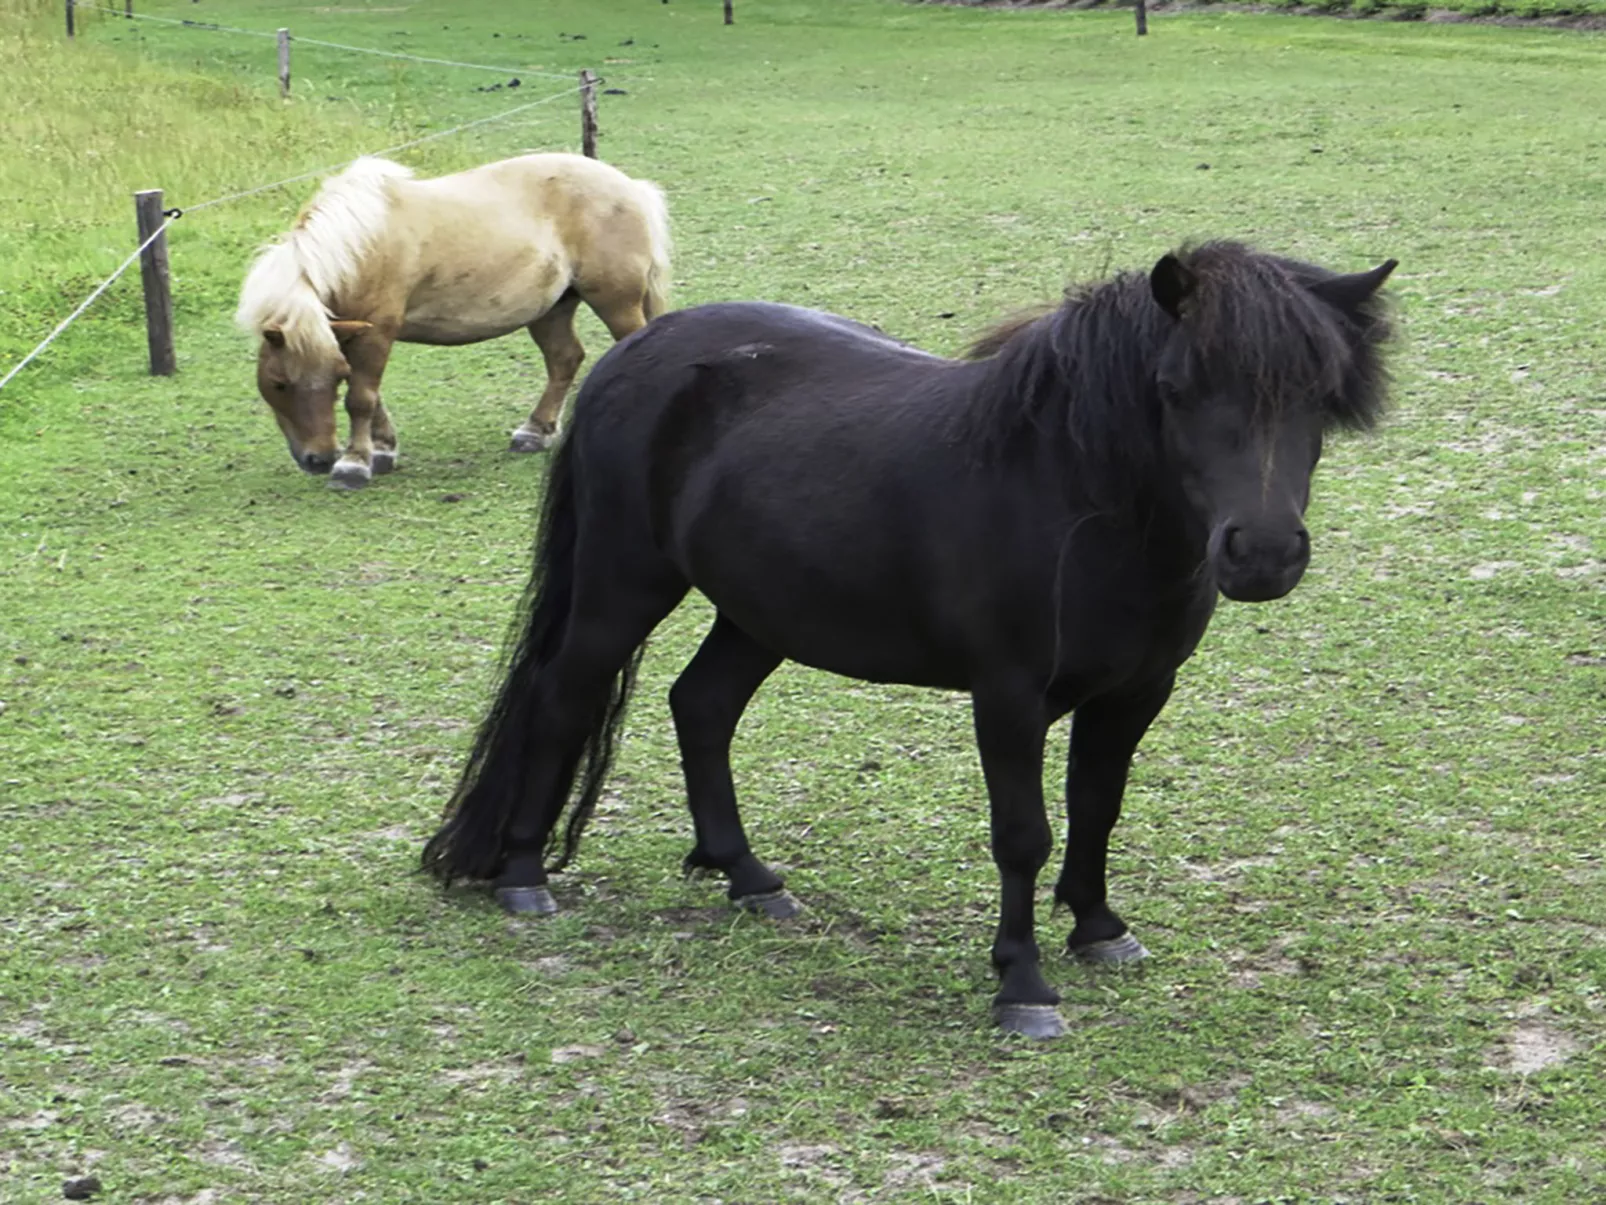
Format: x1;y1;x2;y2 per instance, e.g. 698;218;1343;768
1209;520;1311;602
292;445;337;475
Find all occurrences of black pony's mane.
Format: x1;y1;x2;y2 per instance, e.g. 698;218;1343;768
953;241;1393;489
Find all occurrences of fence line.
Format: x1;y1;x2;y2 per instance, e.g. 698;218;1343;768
183;82;589;214
288;34;577;81
0;80;595;395
74;5;578;80
0;217;177;394
75;5;278;39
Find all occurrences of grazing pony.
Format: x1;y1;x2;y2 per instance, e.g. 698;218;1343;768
236;153;671;489
422;242;1396;1037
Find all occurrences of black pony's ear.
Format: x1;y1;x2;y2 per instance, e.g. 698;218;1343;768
1150;254;1197;320
1308;259;1398;312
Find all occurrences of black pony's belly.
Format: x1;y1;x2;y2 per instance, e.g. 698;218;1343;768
690;564;971;691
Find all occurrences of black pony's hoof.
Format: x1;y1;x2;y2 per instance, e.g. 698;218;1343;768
733;888;802;920
1070;931;1150;965
993;1002;1067;1039
496;884;558;915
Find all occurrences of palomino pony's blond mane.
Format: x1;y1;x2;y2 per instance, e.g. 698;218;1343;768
234;157;414;367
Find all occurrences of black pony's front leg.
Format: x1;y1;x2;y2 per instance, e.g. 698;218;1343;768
972;684;1063;1038
1056;675;1175;964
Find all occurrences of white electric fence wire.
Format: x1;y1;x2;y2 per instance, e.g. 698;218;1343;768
0;82;588;394
74;6;578;79
0;217;176;395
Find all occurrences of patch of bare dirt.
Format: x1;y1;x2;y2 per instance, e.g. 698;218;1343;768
315;1142;361;1172
197;1138;254;1170
777;1142;850;1188
1489;1017;1582;1074
437;1060;526;1088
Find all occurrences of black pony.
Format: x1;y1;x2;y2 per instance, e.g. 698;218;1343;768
423;241;1396;1037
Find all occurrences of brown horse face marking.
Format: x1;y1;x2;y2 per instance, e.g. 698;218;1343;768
255;327;349;475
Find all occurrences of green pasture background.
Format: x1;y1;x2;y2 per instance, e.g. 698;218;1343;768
1;0;1600;1200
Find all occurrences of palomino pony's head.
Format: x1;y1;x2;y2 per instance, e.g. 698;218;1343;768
245;308;372;474
235;157;405;474
1146;243;1394;601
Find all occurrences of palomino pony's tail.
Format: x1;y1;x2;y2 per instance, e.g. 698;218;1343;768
635;179;673;320
420;441;642;883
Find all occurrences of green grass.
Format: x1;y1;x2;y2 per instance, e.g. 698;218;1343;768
2;0;1603;1201
961;0;1606;24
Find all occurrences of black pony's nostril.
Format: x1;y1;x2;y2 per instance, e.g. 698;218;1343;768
1292;528;1311;560
1224;526;1247;564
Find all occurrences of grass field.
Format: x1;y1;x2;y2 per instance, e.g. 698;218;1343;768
1;0;1602;1200
965;0;1606;22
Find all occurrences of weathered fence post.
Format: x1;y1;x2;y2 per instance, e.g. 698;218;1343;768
724;0;734;24
277;28;291;98
65;0;74;39
1135;0;1147;35
579;69;599;158
125;0;133;18
134;190;176;377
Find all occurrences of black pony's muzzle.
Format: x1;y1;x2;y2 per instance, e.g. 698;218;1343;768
1210;522;1310;602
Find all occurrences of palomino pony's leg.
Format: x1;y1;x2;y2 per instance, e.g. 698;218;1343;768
370;401;399;475
971;682;1064;1038
585;290;650;344
670;615;797;918
332;333;396;490
511;292;586;453
1054;674;1175;965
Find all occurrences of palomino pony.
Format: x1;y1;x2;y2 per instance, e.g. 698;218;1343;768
236;152;671;489
422;242;1396;1037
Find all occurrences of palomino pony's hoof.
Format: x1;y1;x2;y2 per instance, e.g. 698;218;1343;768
371;450;398;475
1070;931;1151;966
328;461;373;491
733;889;803;920
496;885;559;915
509;426;557;454
993;1003;1068;1039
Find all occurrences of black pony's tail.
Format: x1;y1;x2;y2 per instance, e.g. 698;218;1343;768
420;441;642;884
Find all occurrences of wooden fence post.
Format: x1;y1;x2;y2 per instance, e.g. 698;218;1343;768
65;0;74;39
125;0;133;17
579;69;598;158
1135;0;1147;35
724;0;734;24
278;29;291;98
134;190;176;377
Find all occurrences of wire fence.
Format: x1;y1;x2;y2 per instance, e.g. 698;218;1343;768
75;4;581;80
1;8;626;395
0;217;178;394
182;82;590;216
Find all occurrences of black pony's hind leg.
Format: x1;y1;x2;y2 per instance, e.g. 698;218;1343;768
1056;674;1175;963
670;615;799;918
493;589;687;913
